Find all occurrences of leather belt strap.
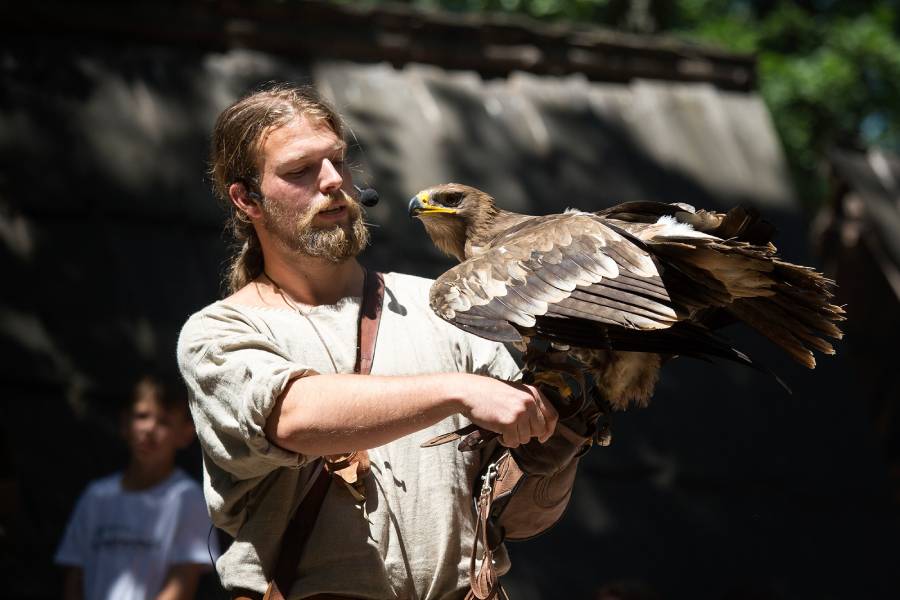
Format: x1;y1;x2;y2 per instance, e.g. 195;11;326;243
465;450;523;600
260;269;385;600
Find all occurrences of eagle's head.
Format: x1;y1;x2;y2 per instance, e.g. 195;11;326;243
408;183;498;262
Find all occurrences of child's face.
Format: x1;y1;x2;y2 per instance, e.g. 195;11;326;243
123;391;194;469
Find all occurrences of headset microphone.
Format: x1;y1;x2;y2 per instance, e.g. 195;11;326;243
354;185;380;207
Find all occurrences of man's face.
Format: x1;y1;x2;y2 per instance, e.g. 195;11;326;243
255;115;368;261
123;392;193;470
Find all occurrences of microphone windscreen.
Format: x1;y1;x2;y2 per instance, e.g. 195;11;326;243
359;187;379;207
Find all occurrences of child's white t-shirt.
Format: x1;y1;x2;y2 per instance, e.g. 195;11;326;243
55;468;218;600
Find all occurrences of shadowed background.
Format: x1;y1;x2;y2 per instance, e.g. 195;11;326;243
1;2;898;599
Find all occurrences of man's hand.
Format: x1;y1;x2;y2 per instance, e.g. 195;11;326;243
455;376;558;448
511;385;605;475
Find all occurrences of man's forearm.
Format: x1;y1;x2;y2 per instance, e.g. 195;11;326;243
265;371;561;456
264;373;465;456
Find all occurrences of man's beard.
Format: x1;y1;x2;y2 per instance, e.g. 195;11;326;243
262;192;370;262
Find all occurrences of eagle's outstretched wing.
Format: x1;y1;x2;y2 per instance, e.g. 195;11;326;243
428;209;789;372
429;212;677;344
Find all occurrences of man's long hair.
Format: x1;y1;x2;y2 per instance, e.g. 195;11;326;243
209;83;345;294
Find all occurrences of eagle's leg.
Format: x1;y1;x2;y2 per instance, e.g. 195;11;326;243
522;346;587;390
588;385;614;447
521;346;591;419
520;343;561;371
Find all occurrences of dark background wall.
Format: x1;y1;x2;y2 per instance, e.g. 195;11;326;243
1;3;898;599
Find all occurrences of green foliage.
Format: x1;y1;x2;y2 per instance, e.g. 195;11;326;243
672;1;900;210
344;0;900;210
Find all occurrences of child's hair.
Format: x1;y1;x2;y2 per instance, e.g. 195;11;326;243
129;373;190;417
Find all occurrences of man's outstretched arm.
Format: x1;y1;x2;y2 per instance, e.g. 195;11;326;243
264;372;558;456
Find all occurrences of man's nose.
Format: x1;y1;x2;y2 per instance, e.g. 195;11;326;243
319;158;344;193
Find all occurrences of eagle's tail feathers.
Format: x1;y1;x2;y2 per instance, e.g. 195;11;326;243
645;233;844;368
719;257;845;368
728;296;840;369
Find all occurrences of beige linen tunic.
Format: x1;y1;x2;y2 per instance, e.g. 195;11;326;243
177;272;519;600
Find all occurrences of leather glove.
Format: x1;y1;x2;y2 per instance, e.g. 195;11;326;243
511;385;605;476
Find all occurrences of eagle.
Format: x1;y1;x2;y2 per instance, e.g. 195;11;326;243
409;184;844;448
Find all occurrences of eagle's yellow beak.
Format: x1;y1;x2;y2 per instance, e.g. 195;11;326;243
408;192;458;217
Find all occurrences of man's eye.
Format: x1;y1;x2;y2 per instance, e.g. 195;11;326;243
288;167;309;177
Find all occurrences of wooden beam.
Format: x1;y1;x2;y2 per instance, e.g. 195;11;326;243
1;0;756;91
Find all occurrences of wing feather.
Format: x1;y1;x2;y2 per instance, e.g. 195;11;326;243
568;250;620;279
548;297;669;329
570;287;677;321
593;276;670;303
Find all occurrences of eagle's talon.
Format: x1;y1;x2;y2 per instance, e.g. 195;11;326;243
595;420;613;447
588;385;615;415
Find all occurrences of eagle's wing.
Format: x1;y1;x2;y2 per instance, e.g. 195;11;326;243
429;212;679;343
605;206;843;368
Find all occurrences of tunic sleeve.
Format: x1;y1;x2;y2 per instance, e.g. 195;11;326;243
177;305;317;482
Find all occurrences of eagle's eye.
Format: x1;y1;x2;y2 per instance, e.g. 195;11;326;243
442;192;464;208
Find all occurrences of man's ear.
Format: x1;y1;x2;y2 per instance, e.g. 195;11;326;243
228;182;264;221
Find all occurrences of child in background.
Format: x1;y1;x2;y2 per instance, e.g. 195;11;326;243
55;375;219;600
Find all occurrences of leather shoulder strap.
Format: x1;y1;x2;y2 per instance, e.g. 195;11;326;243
356;269;385;376
265;463;330;600
264;269;385;600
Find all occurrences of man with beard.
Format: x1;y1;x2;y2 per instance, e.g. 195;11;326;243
177;84;589;600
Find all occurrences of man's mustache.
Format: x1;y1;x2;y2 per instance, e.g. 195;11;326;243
299;189;362;229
